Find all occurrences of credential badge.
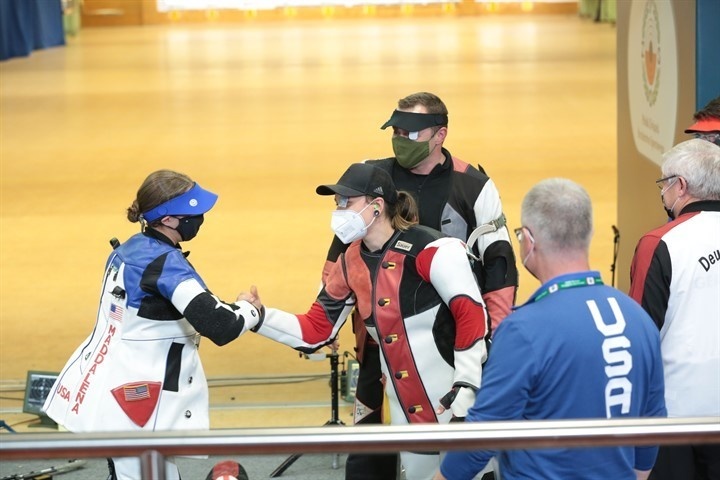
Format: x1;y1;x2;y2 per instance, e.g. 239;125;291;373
395;240;413;251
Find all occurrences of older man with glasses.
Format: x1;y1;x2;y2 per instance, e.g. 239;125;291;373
629;138;720;480
435;178;666;480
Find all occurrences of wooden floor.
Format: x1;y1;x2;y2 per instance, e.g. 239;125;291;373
0;14;617;431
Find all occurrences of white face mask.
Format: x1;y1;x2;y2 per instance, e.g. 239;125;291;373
521;229;537;279
331;203;375;244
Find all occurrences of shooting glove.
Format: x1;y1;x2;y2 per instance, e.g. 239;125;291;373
439;385;478;420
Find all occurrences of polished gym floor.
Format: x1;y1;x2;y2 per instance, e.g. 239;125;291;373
0;12;616;432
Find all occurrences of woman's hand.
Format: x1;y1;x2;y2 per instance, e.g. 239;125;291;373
237;285;262;311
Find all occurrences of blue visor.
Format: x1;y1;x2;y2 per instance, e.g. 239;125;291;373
142;183;218;222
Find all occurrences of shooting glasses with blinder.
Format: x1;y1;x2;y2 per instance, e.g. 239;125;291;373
380;110;448;133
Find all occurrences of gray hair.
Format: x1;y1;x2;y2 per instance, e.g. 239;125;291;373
521;178;593;253
662;139;720;200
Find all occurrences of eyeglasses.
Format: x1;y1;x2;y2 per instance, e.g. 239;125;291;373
655;175;678;191
693;132;720;145
514;226;534;243
335;195;350;208
513;227;523;241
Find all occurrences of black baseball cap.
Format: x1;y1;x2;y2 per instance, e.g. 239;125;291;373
380;110;448;132
316;163;398;204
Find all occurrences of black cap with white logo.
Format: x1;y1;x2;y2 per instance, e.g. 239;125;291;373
316;163;398;204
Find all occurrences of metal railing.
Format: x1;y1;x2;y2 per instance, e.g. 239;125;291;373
2;417;719;478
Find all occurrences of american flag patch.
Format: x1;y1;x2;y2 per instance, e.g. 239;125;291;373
109;304;124;321
124;384;150;401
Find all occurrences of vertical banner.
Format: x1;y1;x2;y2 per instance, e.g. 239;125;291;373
616;0;695;293
626;0;678;167
696;0;720;108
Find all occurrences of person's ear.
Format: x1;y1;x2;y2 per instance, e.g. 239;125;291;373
435;126;447;143
373;199;384;216
677;176;688;195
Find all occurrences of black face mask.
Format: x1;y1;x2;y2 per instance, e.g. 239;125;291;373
663;204;675;221
173;215;204;241
660;185;679;221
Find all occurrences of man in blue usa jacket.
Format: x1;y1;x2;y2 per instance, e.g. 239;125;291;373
435;178;666;480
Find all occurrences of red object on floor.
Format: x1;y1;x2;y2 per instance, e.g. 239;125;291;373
205;460;249;480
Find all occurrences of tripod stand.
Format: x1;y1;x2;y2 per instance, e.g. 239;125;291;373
610;225;620;287
270;347;346;477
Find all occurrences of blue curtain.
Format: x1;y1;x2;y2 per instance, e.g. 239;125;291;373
0;0;65;61
696;0;720;108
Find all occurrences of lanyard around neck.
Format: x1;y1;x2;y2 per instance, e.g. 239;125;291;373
530;274;604;304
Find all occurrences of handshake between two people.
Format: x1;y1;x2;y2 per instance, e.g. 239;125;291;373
237;285;263;311
236;285;473;420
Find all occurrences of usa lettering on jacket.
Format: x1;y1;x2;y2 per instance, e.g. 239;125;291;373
587;297;633;418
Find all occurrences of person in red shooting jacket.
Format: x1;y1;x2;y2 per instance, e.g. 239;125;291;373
245;163;489;480
322;92;518;480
